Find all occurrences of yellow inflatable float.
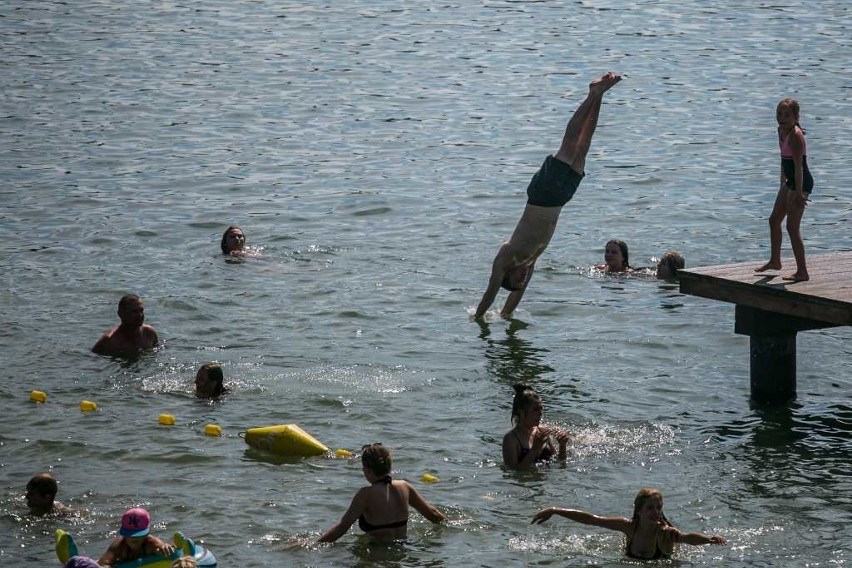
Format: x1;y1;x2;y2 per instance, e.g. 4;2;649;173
243;423;328;457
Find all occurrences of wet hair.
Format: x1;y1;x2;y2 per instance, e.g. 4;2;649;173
27;472;58;498
169;558;197;568
631;487;672;528
361;443;392;477
658;251;685;276
118;294;141;311
777;98;805;132
198;362;226;396
624;487;675;556
510;383;541;426
606;240;630;270
221;226;244;254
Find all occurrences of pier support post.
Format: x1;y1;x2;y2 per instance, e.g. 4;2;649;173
677;255;850;403
735;305;811;404
748;334;796;403
735;305;839;403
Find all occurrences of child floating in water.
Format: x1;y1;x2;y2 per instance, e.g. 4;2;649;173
532;487;726;560
98;508;176;566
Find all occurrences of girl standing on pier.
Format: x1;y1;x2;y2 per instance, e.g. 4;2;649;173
756;98;814;282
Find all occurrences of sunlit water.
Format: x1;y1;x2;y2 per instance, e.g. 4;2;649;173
2;1;851;566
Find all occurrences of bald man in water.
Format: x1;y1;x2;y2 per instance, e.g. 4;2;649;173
475;72;622;319
92;294;158;356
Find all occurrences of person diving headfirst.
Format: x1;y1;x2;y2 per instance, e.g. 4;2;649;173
475;72;622;318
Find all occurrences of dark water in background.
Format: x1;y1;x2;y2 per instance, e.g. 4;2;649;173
1;1;850;566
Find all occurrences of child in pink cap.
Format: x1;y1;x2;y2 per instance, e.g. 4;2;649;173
98;507;176;566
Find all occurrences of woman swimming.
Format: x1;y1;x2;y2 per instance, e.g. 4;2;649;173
597;240;632;273
532;487;726;560
220;226;246;255
502;383;569;470
317;443;446;542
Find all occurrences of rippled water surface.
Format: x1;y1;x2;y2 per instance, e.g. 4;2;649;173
2;1;851;566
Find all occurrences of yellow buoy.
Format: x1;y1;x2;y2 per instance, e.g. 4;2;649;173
335;448;353;458
30;390;47;403
159;414;176;426
420;473;439;484
80;400;97;412
204;424;222;437
244;424;328;457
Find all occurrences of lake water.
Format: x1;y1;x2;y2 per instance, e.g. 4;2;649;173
2;1;851;566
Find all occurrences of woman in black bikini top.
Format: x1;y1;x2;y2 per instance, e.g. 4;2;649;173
502;383;569;470
317;443;446;543
356;475;408;533
531;487;727;560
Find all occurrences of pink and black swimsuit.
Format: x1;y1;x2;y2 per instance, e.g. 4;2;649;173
779;129;814;194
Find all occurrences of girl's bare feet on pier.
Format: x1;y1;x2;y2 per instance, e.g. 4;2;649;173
782;271;809;282
755;261;781;273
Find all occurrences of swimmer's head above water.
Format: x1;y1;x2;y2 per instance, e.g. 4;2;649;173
195;362;227;398
221;226;246;254
656;251;685;280
511;383;543;427
603;240;630;272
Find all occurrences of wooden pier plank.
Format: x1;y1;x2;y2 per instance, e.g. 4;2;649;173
679;252;852;326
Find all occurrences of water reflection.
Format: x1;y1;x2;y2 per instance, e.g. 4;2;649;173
749;401;852;459
242;448;311;466
500;464;554;487
345;533;447;567
748;402;806;448
476;318;553;386
93;349;158;369
656;284;686;311
711;402;852;513
348;537;409;566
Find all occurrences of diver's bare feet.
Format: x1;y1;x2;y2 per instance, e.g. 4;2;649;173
755;261;781;273
589;72;622;96
782;271;809;282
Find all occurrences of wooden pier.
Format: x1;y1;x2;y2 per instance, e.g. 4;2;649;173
678;252;852;403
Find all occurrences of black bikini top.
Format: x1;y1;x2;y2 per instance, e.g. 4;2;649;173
625;524;672;560
515;430;553;463
626;542;667;560
358;476;408;533
358;515;408;533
